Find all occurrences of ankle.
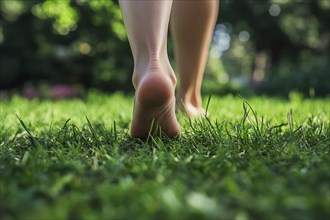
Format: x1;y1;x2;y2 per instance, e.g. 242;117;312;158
176;91;202;108
132;59;176;89
191;94;202;107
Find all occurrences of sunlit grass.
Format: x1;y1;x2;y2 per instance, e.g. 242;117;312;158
0;92;329;219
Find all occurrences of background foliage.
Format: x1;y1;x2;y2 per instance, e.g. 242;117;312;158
0;0;329;97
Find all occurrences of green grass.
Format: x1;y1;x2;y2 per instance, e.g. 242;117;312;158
1;92;329;220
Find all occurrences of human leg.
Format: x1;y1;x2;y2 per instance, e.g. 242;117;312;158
119;0;180;138
171;0;219;116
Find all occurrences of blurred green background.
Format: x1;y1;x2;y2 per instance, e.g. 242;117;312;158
0;0;329;98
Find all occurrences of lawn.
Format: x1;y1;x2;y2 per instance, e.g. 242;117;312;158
0;92;329;220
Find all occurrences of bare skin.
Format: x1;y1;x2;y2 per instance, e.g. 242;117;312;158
119;0;218;138
119;0;180;138
131;62;180;138
171;0;219;116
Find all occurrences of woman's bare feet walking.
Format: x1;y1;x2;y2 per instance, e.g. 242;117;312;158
131;65;180;138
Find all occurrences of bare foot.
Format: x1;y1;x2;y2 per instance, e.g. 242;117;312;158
176;95;205;117
131;71;180;138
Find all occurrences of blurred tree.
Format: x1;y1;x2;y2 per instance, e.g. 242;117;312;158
0;0;329;97
0;0;132;92
217;0;330;96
